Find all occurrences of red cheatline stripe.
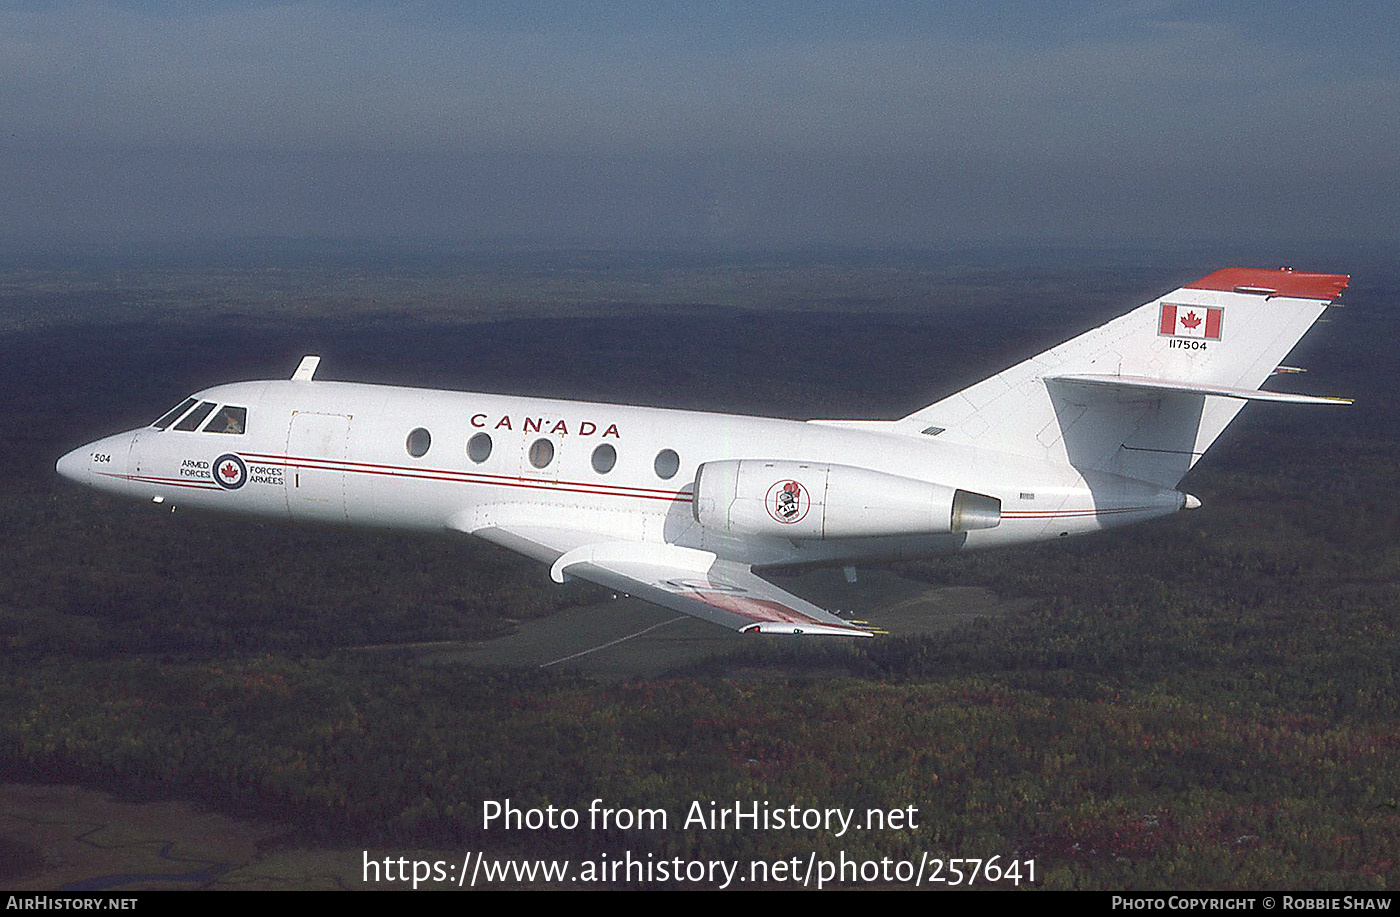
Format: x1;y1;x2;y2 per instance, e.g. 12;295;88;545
97;472;221;491
105;462;693;504
106;463;693;504
240;452;691;503
299;465;690;502
240;451;686;498
105;457;1157;516
308;463;691;503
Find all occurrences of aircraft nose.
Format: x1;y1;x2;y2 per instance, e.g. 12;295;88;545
56;445;91;483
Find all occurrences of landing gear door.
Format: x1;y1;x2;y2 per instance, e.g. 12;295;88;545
285;411;351;521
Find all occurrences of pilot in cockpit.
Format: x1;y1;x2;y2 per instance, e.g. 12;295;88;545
207;405;246;435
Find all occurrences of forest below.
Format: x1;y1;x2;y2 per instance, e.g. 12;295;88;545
1;250;1395;889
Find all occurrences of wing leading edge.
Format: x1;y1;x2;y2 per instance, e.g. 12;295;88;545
465;523;873;638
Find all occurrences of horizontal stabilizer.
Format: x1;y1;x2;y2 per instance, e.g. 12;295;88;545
1047;374;1353;405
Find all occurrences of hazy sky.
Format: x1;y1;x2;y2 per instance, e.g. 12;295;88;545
3;1;1396;250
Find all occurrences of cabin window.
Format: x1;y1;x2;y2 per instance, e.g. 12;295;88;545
591;443;617;474
654;448;680;480
152;397;197;430
406;427;432;457
528;438;554;469
173;401;217;432
467;432;492;464
203;405;247;434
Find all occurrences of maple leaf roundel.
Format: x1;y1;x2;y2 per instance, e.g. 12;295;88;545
213;453;248;490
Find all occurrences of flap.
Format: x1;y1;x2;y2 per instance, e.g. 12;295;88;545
461;519;872;638
561;551;874;637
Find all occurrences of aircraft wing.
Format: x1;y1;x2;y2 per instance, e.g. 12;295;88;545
467;523;872;638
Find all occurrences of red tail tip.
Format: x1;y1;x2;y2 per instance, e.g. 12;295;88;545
1186;267;1349;301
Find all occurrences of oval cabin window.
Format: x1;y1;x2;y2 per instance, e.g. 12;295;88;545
406;428;431;457
528;438;554;469
591;443;617;474
654;448;680;480
467;432;492;463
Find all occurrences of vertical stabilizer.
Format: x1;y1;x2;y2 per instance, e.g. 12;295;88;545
896;268;1350;487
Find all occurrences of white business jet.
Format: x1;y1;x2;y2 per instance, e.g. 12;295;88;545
57;267;1350;638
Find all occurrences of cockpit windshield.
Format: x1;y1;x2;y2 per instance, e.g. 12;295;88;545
151;397;198;430
152;398;249;433
203;405;247;434
173;401;217;432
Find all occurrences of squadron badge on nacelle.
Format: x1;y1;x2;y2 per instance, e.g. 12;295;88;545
766;479;810;524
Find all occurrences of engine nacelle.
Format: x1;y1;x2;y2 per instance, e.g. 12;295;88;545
692;459;1000;539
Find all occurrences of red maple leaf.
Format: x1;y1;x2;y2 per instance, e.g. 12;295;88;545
1180;310;1202;330
220;462;239;480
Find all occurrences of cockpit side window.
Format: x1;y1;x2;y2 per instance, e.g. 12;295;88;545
203;405;247;435
152;397;198;430
173;401;217;432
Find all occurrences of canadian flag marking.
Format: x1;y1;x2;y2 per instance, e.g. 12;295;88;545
1159;303;1223;341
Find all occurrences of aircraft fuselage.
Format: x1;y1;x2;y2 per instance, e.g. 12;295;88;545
58;377;1186;571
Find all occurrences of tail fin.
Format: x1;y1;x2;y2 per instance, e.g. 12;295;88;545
896;267;1351;487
